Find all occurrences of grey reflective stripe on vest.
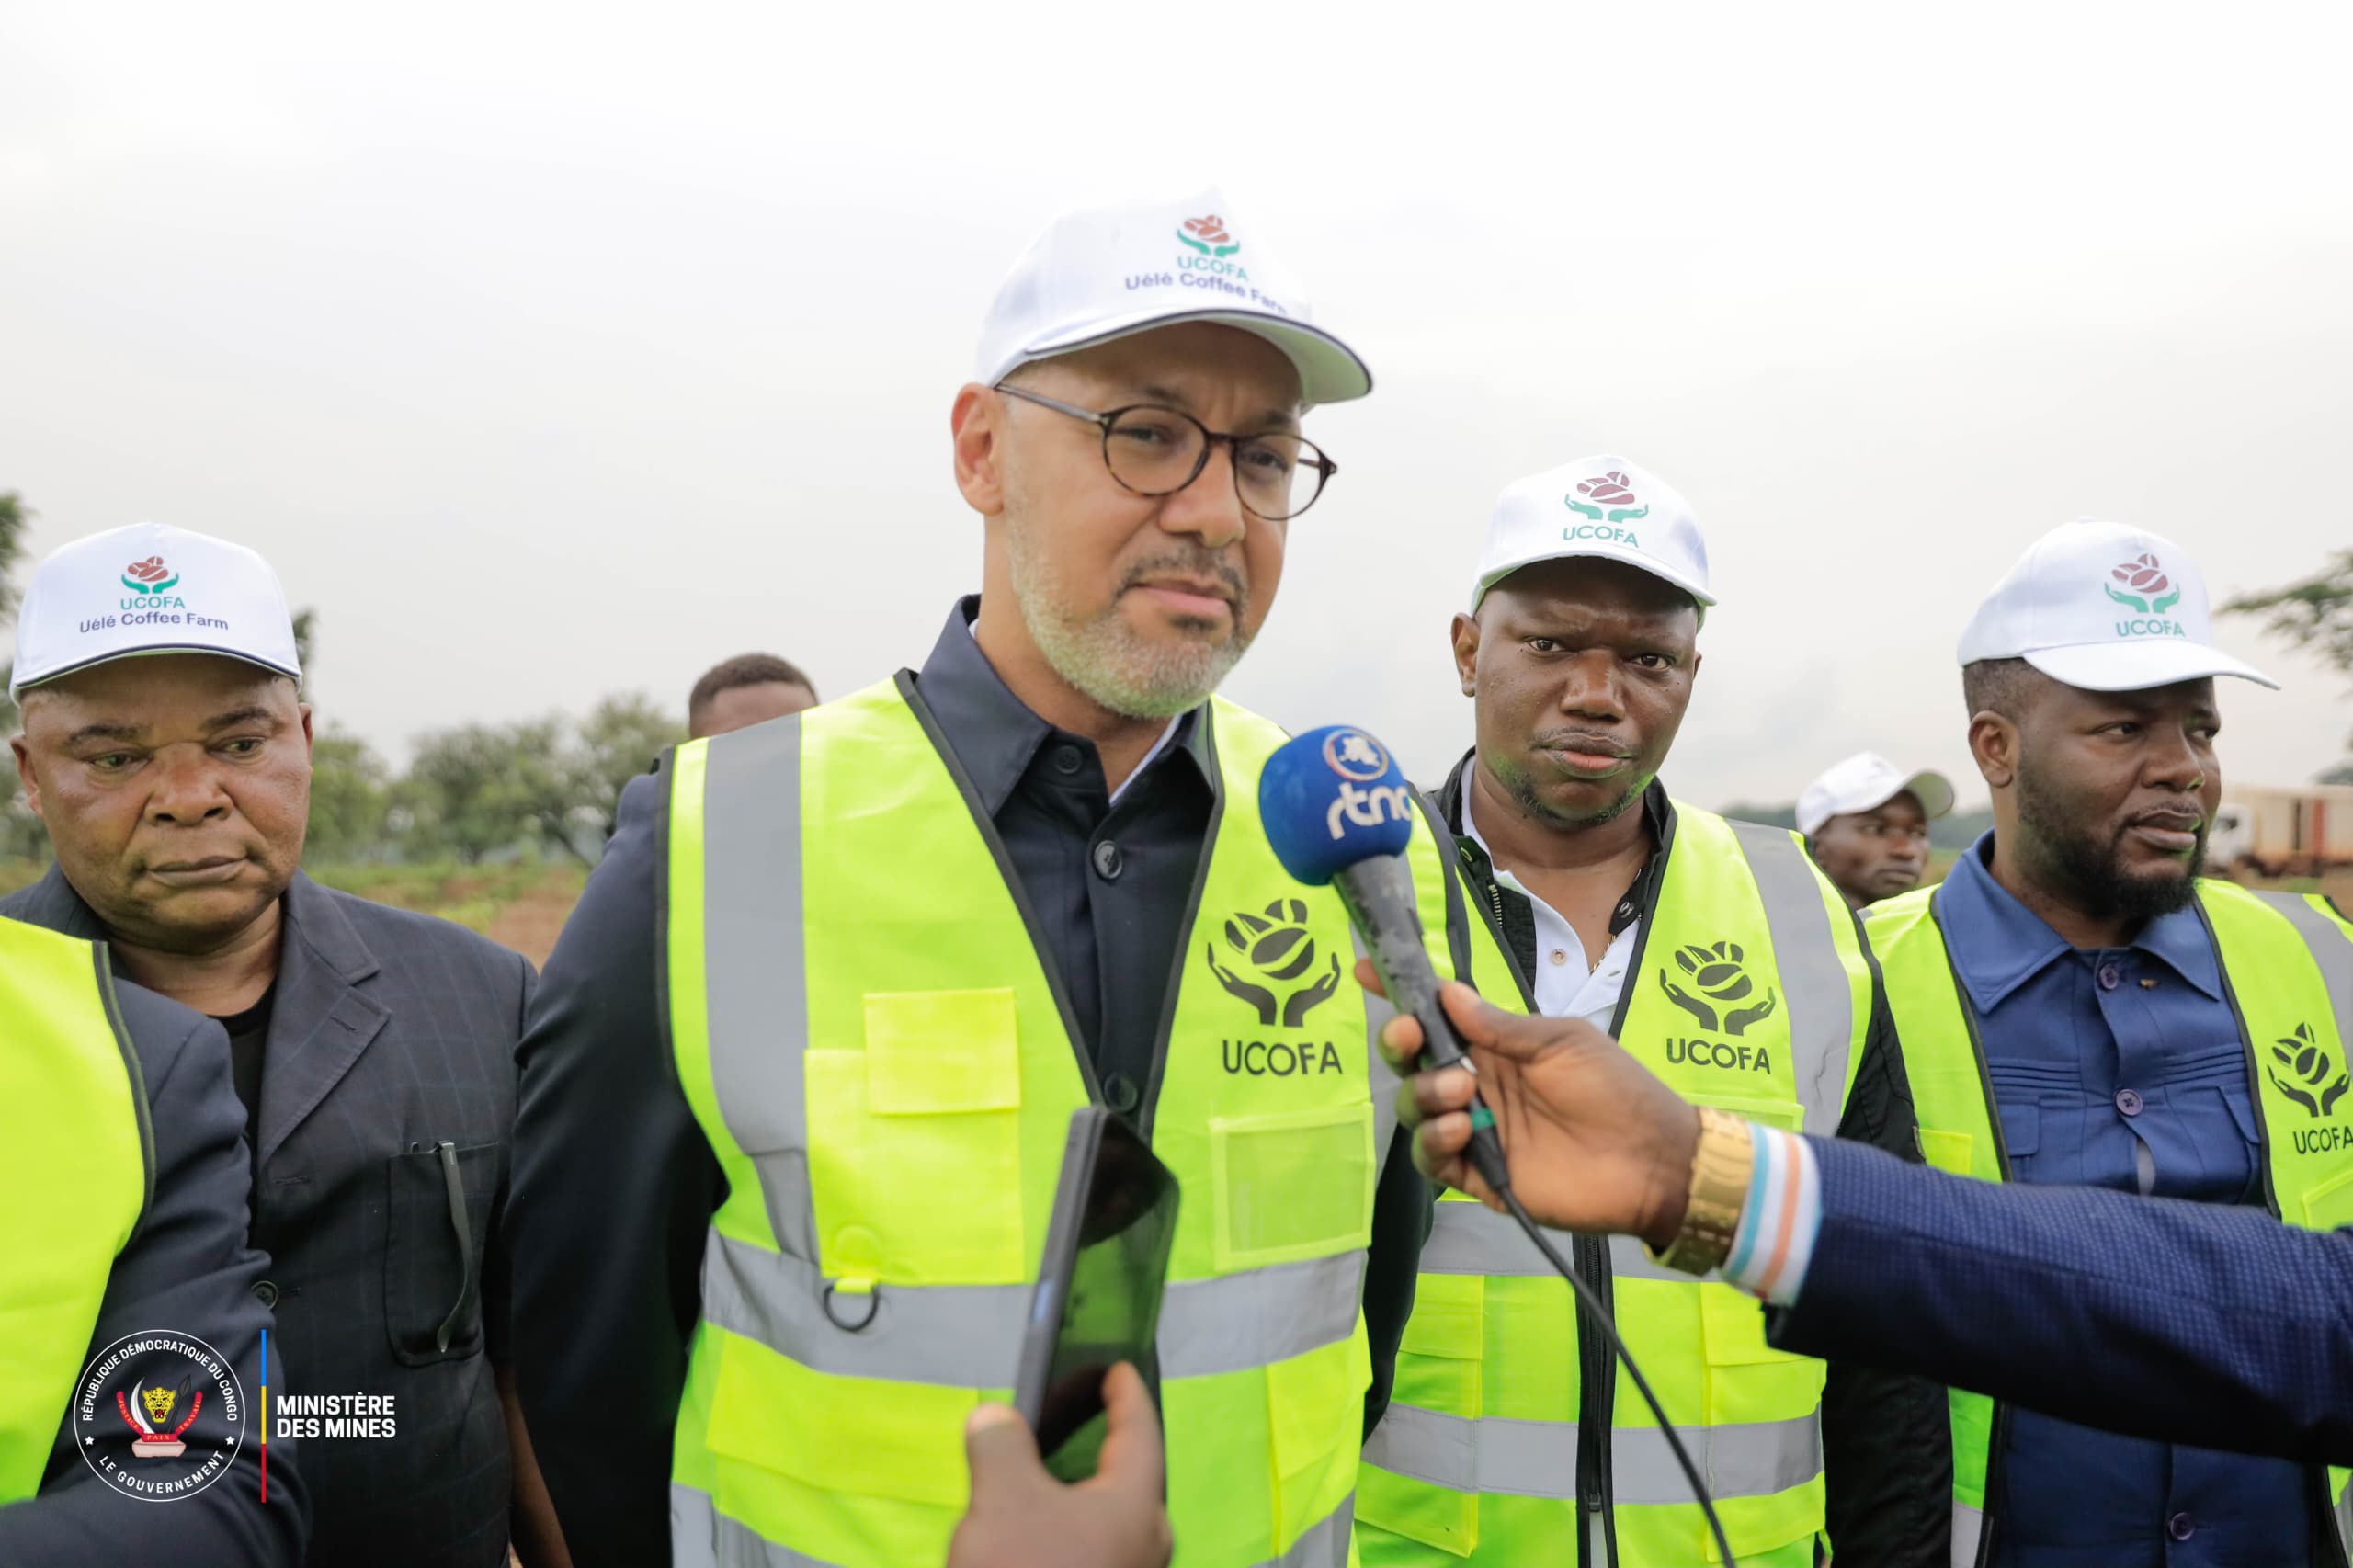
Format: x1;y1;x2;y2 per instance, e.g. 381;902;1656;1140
1159;1250;1367;1379
2251;890;2353;1031
1725;820;1857;1136
674;1479;1346;1568
673;1483;847;1568
706;1230;1365;1386
702;1231;1029;1385
1366;1403;1819;1506
1950;1499;1985;1568
1419;1199;1721;1286
700;717;819;1262
1273;1494;1354;1568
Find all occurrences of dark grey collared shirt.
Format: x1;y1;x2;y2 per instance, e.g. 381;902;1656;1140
910;597;1214;1109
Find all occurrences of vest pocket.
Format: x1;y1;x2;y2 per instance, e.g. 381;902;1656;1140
1686;1092;1805;1135
806;989;1027;1286
1916;1127;1973;1176
2302;1164;2353;1230
1395;1269;1485;1409
702;1329;974;1564
1267;1332;1371;1553
1360;1272;1483;1556
1207;1104;1373;1272
1699;1281;1823;1424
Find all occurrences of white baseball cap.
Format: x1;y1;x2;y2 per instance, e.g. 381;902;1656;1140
1956;517;2275;691
973;187;1370;405
1796;752;1958;837
9;522;301;699
1472;454;1713;612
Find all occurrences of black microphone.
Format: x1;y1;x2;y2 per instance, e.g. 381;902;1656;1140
1258;725;1511;1196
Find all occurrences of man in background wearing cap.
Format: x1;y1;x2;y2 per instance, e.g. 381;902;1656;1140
509;189;1520;1568
1358;459;1946;1568
1796;753;1955;911
5;524;566;1568
0;909;308;1564
1867;517;2353;1565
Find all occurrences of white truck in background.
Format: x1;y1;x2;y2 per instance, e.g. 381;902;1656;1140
2211;783;2353;879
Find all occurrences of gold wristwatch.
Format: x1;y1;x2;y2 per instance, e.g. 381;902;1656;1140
1648;1107;1756;1277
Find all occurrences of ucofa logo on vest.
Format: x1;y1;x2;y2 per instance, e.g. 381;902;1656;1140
1563;471;1648;548
81;554;233;637
1125;212;1296;318
1659;940;1779;1072
1208;898;1347;1076
75;1330;246;1499
2104;551;2190;642
2268;1022;2353;1153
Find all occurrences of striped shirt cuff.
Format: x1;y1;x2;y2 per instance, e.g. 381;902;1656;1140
1722;1124;1823;1306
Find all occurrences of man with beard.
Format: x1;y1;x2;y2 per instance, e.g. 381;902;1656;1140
1796;752;1955;911
1865;517;2353;1566
507;190;1519;1568
1358;458;1945;1568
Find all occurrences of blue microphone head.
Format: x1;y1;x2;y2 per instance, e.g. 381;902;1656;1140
1260;725;1419;886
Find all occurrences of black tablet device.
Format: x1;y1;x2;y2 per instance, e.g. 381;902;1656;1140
1013;1107;1180;1483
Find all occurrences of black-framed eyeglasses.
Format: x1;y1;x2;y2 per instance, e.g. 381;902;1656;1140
994;384;1337;521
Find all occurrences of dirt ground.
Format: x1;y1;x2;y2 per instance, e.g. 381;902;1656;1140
483;881;583;969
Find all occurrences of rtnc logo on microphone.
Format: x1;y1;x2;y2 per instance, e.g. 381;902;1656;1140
1321;729;1411;839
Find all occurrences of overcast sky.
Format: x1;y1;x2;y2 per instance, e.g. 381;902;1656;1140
6;3;2348;812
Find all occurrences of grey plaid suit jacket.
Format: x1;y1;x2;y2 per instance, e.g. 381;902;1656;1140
3;866;532;1568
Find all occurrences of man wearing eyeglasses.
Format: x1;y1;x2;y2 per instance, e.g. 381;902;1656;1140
510;189;1520;1568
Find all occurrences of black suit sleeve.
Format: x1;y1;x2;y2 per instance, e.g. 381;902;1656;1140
1819;983;1952;1567
1779;1137;2353;1463
509;766;722;1568
0;985;309;1566
483;949;536;1373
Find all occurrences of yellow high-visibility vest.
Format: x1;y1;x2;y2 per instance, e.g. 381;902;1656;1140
1361;806;1873;1567
0;916;149;1502
661;677;1518;1568
1871;877;2353;1567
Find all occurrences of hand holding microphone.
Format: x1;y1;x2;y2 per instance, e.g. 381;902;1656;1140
1256;723;1698;1239
1363;973;1704;1250
1257;725;1513;1197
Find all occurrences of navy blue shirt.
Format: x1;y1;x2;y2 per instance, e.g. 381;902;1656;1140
1937;836;2313;1568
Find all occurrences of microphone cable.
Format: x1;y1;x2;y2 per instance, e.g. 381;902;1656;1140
1490;1181;1736;1565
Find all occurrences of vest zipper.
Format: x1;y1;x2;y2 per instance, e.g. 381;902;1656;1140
1573;1230;1617;1568
1485;868;1616;1565
1975;1403;2007;1567
1479;851;1616;1563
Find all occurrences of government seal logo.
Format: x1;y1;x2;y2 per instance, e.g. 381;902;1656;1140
76;1330;246;1500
